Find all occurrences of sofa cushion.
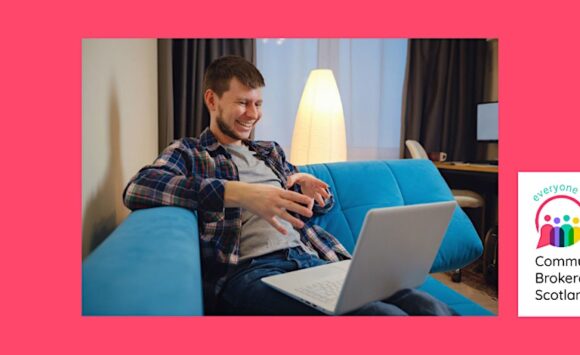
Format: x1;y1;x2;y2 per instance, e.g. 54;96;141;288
299;160;483;272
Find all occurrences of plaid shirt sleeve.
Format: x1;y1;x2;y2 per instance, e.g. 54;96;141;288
123;140;226;213
272;142;335;216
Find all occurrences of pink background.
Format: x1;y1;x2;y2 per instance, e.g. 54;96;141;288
2;0;578;353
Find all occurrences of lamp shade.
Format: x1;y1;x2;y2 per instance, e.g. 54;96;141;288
289;69;347;165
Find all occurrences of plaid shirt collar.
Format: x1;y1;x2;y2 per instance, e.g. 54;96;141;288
198;127;275;155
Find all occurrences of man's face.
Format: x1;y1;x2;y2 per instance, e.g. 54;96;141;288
209;77;263;144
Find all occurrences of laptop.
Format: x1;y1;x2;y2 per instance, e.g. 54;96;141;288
261;201;456;315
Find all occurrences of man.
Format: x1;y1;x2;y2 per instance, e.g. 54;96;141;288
123;55;454;315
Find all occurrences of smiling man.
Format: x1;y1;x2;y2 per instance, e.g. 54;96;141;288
123;55;454;315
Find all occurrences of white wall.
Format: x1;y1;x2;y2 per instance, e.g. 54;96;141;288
82;39;158;258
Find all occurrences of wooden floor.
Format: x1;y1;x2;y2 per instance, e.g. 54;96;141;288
432;272;498;315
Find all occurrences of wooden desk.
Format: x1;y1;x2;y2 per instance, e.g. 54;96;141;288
434;162;498;174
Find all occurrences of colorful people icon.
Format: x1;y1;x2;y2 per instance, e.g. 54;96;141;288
535;195;580;249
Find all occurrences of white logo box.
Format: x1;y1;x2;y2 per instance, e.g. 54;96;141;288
519;172;580;317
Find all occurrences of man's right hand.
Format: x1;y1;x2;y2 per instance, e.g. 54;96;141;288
224;181;314;235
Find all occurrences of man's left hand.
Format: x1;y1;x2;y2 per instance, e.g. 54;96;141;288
286;173;330;209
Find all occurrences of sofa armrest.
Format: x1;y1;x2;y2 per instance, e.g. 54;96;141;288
82;207;203;315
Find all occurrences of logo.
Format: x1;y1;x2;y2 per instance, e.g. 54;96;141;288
535;194;580;249
519;173;580;316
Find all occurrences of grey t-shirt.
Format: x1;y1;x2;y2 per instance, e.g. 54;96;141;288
224;143;317;261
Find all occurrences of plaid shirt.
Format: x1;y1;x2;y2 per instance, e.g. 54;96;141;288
123;128;351;297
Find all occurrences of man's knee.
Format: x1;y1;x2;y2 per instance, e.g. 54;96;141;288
348;301;408;316
385;288;455;316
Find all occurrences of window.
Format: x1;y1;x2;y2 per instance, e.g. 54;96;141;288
256;38;408;161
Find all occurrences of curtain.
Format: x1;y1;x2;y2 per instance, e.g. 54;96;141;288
158;39;255;152
401;39;488;161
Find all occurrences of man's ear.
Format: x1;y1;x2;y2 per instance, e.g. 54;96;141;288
204;89;217;112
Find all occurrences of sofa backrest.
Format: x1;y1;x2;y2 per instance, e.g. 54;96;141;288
299;159;483;272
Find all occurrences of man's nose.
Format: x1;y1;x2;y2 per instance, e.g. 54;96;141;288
246;103;259;119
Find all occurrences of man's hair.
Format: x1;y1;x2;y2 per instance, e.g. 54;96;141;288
203;55;265;97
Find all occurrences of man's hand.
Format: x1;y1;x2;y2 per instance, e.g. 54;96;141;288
286;173;330;207
224;181;314;235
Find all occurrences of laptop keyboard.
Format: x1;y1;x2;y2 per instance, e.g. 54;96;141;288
295;279;343;304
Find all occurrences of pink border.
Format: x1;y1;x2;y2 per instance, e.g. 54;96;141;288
4;0;580;353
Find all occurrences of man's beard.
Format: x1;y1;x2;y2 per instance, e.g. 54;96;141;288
216;114;243;142
216;106;250;142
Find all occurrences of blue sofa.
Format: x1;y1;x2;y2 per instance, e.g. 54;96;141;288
83;160;493;315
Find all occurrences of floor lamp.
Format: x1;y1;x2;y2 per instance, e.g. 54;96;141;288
290;69;347;165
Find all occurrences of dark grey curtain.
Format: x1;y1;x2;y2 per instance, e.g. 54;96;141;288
402;39;488;161
158;39;256;152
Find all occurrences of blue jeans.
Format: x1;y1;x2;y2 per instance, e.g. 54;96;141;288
217;247;456;315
